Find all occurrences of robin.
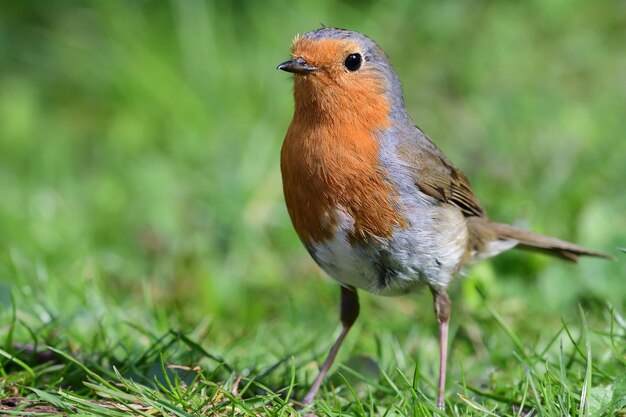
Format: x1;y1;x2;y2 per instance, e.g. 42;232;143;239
277;27;611;409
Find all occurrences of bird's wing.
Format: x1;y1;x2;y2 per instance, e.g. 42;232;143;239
395;130;486;218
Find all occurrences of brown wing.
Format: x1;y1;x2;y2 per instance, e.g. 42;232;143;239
396;131;486;218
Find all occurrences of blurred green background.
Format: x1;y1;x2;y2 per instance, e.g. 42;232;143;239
1;0;625;376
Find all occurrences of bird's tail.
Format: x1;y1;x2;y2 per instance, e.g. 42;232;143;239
467;217;613;262
489;221;613;262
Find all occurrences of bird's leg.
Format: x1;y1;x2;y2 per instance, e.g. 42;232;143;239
302;285;359;405
430;287;451;409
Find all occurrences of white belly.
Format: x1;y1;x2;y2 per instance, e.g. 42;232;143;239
309;204;468;296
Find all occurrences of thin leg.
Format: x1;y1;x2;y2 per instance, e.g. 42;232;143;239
302;285;359;405
431;287;451;409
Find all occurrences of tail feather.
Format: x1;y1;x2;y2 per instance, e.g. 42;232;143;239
489;222;613;262
467;217;614;263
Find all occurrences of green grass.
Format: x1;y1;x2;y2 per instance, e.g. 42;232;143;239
1;0;625;415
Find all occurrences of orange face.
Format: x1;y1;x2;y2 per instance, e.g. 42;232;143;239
280;37;406;246
287;37;388;116
290;36;362;79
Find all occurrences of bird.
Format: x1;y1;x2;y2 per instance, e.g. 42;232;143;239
276;27;611;409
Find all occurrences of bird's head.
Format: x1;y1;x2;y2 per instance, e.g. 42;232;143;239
278;28;406;123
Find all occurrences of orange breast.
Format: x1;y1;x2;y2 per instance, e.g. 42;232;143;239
281;71;407;246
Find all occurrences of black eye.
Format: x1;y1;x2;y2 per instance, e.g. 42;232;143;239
344;53;362;71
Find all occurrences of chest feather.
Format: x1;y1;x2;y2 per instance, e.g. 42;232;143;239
281;115;406;246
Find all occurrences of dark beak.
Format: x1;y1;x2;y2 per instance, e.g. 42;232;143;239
277;57;319;74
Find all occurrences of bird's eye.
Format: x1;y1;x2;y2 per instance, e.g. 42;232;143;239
344;53;362;71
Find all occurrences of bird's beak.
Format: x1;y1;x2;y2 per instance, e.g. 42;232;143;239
277;57;319;74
